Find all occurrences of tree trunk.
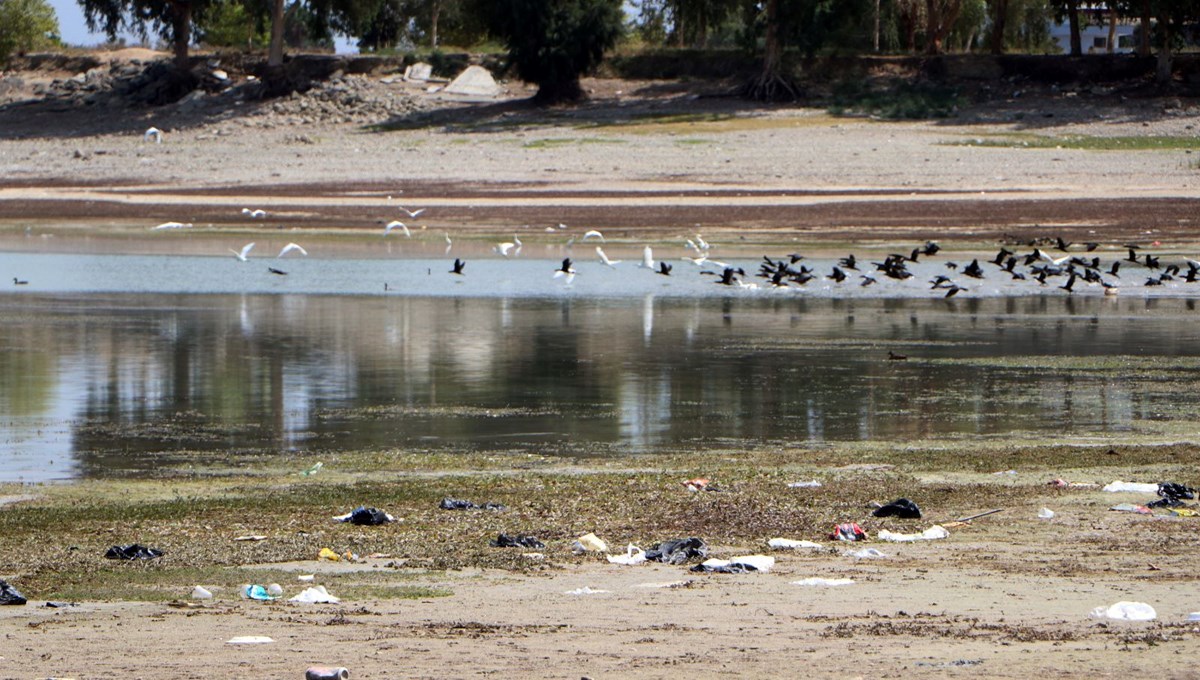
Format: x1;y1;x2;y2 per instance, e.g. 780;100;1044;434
874;0;881;53
1138;0;1151;57
268;0;285;66
989;0;1007;54
430;0;440;48
925;0;963;55
1067;0;1081;56
1106;10;1116;54
742;0;798;101
1156;12;1172;84
170;0;191;69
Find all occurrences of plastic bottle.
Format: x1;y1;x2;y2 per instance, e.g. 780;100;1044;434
305;667;349;680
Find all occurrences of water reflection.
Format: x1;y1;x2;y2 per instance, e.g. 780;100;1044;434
2;293;1200;481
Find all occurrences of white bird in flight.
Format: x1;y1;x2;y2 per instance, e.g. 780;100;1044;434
398;207;425;219
695;234;711;251
242;208;266;219
582;230;605;243
444;233;453;254
495;241;516;257
143;127;162;144
278;242;308;258
151;221;192;230
596;246;621;268
1034;248;1070;266
230;242;256;261
384;220;411;237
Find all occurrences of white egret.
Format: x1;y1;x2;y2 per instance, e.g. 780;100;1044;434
582;230;605;242
513;235;523;256
278;243;308;258
230;242;256;261
695;234;711;251
495;241;516;257
444;233;453;254
241;208;266;218
1034;248;1070;266
384;221;411;237
639;245;655;269
398;207;425;218
596;246;621;268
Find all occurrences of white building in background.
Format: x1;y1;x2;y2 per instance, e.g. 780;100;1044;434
1049;9;1139;54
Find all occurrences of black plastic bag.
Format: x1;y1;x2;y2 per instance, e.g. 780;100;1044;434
440;498;506;511
491;533;545;549
104;544;164;560
645;537;708;564
1157;482;1196;501
348;506;392;526
0;579;26;605
873;498;922;519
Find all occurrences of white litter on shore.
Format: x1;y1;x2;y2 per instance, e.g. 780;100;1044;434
878;525;950;542
792;577;855;587
768;538;823;550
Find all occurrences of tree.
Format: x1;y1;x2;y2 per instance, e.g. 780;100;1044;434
486;0;625;105
924;0;964;53
742;0;798;101
199;0;266;47
0;0;59;64
82;0;205;68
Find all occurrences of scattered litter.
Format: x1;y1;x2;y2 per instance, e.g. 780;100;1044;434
241;584;277;601
105;544;163;560
683;478;720;492
564;586;609;595
873;498;922;519
768;538;823;550
571;533;608;554
301;462;323;476
266;583;283;597
318;547;342;561
291;586;340;604
233;535;267;541
1110;503;1152;514
992;469;1017;476
878;525;950;542
1038;508;1056;519
1171;508;1200;517
333;506;394;525
306;667;350;680
950;508;1004;523
830;523;867;542
607;544;646;565
916;659;983;668
491;533;545;549
691;555;774;573
635;580;693;589
521;552;545;560
440;498;506;511
1047;478;1097;489
1103;481;1159;494
191;586;213;599
646;537;708;564
787;480;822;488
0;580;27;605
844;547;888;559
1090;601;1156;621
792;577;855;587
1188;612;1200;622
1148;482;1197;508
44;601;76;608
226;635;274;645
298;574;316;582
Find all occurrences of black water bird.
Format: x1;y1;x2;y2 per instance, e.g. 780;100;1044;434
556;258;575;275
944;285;965;298
13;277;27;285
887;351;908;361
1164;264;1181;277
1085;242;1099;252
929;275;953;289
1056;236;1073;252
716;267;742;286
991;248;1014;266
450;258;466;275
962;259;985;279
1003;257;1017;273
945;262;958;270
838;254;858;270
860;275;877;287
1126;247;1141;263
1144;254;1160;269
656;262;672;276
1108;261;1121;277
921;241;941;256
788;253;805;264
1186;266;1200;283
829;266;847;283
1060;274;1077;293
1145;277;1163;287
1010;272;1027;281
268;267;287;276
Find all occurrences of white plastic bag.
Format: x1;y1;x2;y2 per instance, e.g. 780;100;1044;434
606;544;646;566
290;586;340;604
1102;481;1159;494
877;525;950;542
768;538;823;550
1089;601;1156;621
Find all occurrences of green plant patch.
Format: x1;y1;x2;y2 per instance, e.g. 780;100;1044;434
948;134;1200;151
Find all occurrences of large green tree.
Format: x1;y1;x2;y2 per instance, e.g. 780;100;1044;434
486;0;624;105
0;0;59;64
82;0;205;67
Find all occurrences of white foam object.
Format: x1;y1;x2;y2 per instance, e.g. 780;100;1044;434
564;586;609;595
1038;508;1056;519
191;586;213;599
787;480;822;488
844;548;888;559
768;538;823;550
226;636;274;644
266;583;283;597
1103;481;1159;494
607;544;646;565
297;574;315;582
792;577;855;587
290;586;340;604
1089;601;1156;621
877;525;950;542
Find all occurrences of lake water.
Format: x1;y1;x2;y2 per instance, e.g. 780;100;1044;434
3;253;1200;482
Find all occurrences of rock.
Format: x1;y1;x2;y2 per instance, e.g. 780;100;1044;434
444;65;500;97
405;62;433;82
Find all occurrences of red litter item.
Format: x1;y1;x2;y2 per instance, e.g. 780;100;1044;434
831;523;867;542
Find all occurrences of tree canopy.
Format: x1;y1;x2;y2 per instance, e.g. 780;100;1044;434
0;0;60;64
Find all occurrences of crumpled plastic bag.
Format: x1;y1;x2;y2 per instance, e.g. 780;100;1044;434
768;538;823;550
844;547;888;559
241;584;277;601
877;525;950;542
105;544;164;560
606;544;647;565
491;533;545;549
333;506;395;525
291;585;340;604
792;577;855;587
1090;601;1156;621
830;523;867;542
691;555;774;574
0;579;27;606
1103;481;1159;494
873;498;922;519
646;537;708;564
571;533;608;553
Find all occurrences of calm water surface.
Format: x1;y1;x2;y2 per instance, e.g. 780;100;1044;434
3;253;1200;482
